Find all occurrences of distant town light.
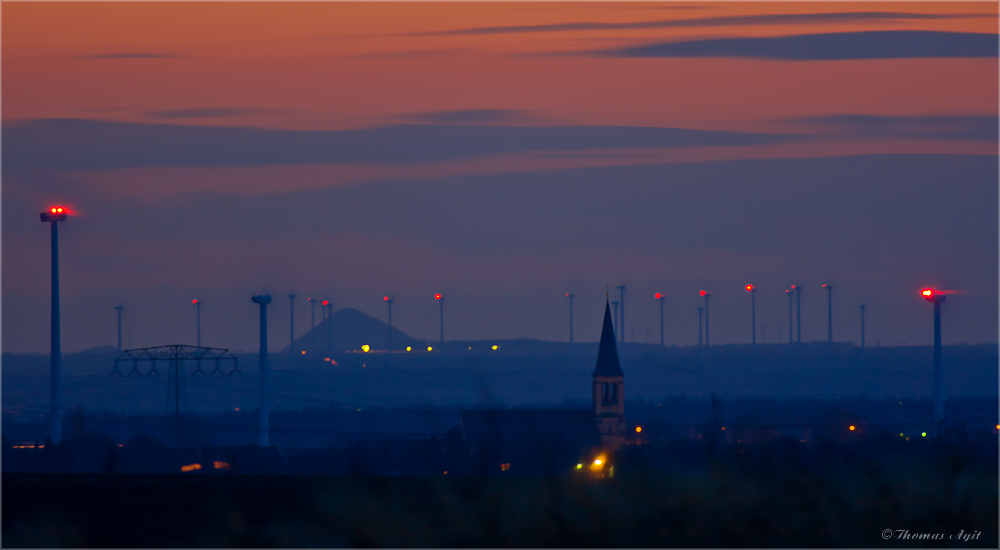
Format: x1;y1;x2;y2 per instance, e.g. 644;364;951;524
849;425;856;431
180;463;202;472
492;345;498;350
576;463;583;469
427;346;433;352
361;344;370;353
594;459;602;466
301;350;306;355
635;426;642;433
406;346;412;352
213;461;231;470
721;426;725;430
922;432;927;437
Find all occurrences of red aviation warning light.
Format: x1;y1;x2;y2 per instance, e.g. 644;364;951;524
41;206;69;222
384;296;390;301
565;292;570;297
745;285;754;292
322;300;329;306
192;299;198;304
920;288;953;303
435;293;442;300
699;290;707;296
655;293;662;299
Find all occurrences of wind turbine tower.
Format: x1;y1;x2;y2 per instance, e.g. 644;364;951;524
41;206;68;443
115;306;123;350
251;294;272;446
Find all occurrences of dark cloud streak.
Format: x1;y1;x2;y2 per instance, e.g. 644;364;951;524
405;12;993;37
597;30;997;60
2;118;792;172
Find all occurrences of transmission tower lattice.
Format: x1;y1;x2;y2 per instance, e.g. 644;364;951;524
112;345;239;447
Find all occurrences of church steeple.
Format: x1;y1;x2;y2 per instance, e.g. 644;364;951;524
593;299;626;447
593;300;623;377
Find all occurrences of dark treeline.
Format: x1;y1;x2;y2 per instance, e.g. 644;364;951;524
3;432;997;547
4;395;996;546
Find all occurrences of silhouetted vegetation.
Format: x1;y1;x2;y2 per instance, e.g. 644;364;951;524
4;430;996;547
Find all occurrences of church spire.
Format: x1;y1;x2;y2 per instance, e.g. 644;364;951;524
593;300;623;377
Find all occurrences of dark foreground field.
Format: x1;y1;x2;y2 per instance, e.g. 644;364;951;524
4;449;997;548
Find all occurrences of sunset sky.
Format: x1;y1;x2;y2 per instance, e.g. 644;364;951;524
3;2;997;353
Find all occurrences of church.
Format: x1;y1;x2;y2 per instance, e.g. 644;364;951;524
592;299;628;448
459;299;631;474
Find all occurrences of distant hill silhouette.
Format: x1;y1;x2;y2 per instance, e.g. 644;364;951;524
284;307;424;354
